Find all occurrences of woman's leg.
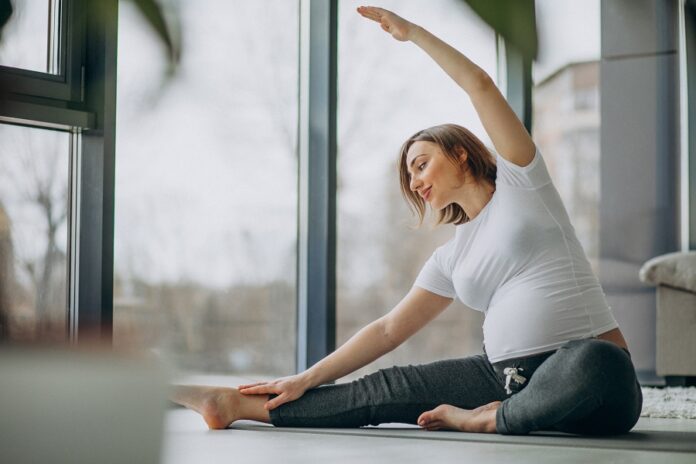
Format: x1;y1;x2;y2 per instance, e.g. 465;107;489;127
495;339;643;435
269;355;507;428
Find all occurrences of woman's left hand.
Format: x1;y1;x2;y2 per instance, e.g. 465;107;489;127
357;6;417;42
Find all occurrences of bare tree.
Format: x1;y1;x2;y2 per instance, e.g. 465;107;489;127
0;127;68;338
0;201;14;339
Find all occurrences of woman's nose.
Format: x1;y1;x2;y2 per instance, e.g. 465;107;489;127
410;176;422;192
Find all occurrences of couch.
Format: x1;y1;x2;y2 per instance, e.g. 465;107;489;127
639;251;696;385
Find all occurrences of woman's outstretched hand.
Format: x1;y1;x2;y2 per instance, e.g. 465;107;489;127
357;6;417;42
237;374;312;411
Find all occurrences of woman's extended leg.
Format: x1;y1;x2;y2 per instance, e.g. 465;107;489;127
170;385;271;429
495;339;643;435
268;355;507;428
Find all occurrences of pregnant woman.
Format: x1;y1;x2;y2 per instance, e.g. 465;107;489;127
171;6;642;435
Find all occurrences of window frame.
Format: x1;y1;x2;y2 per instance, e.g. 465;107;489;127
0;0;92;129
296;0;338;372
0;0;526;360
681;0;696;249
296;0;522;372
0;0;117;344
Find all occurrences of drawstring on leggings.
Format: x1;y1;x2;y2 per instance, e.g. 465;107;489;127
503;367;527;395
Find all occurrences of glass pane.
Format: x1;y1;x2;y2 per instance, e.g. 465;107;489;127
114;0;299;376
532;0;601;270
337;0;497;381
0;0;54;73
0;124;70;342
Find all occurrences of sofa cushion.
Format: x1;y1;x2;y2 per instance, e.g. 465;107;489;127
639;251;696;293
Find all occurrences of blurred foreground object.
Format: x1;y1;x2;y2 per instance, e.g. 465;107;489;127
0;0;180;68
0;347;169;464
0;0;11;42
463;0;537;59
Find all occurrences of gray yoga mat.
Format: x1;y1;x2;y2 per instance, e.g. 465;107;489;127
231;422;696;454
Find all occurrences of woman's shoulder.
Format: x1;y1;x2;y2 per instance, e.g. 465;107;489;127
494;146;552;190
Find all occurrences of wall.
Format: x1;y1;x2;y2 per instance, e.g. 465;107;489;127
600;0;680;379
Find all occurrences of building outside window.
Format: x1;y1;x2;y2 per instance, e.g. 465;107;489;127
532;0;602;271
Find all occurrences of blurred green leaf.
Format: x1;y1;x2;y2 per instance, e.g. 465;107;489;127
463;0;537;60
687;0;696;14
0;0;12;42
131;0;180;67
0;0;180;70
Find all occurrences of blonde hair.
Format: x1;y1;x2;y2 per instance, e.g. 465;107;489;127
398;123;496;226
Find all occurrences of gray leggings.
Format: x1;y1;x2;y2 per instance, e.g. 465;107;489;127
269;338;643;435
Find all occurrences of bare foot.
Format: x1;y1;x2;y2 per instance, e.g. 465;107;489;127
417;401;501;433
170;385;269;430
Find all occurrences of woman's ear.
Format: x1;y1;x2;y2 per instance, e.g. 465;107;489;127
456;147;468;164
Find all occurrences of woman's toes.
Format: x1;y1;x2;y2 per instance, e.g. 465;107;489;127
419;402;501;433
418;404;453;426
418;409;438;425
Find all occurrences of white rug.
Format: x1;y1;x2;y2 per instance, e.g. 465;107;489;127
641;387;696;419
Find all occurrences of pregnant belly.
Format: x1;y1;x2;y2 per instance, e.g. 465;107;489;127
596;327;628;351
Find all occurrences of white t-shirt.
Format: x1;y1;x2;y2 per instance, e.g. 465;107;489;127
414;147;618;363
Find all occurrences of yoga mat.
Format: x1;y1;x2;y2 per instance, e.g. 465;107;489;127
231;422;696;454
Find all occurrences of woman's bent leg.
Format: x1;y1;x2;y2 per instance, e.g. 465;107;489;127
270;355;507;428
495;339;642;435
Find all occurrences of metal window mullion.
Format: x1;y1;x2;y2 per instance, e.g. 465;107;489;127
296;0;338;373
47;0;62;75
67;127;82;343
76;0;118;342
496;34;507;97
681;0;696;249
504;41;533;133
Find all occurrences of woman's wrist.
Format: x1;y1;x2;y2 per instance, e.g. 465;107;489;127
408;24;426;43
299;369;321;389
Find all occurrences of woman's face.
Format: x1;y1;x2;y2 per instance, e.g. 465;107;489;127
405;140;467;211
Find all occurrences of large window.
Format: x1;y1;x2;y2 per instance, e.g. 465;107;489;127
0;124;71;342
532;0;601;270
336;0;497;381
0;0;84;343
114;0;299;376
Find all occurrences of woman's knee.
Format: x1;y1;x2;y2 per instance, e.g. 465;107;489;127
563;339;637;393
566;339;631;370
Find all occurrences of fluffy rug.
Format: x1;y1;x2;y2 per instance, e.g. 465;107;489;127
641;387;696;419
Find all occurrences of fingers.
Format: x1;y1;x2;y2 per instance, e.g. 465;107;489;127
264;393;288;411
356;6;383;22
238;384;278;395
237;381;267;390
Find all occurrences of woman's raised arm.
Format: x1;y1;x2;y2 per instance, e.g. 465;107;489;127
357;6;536;167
